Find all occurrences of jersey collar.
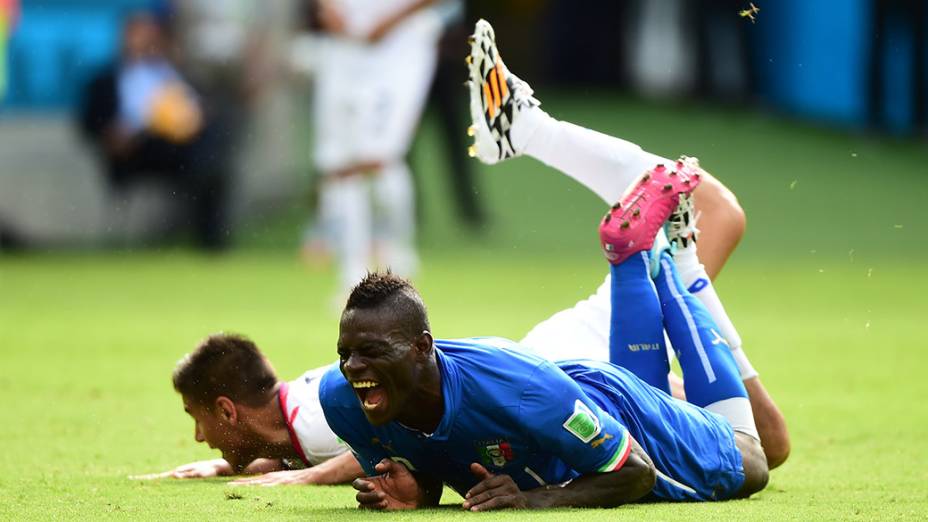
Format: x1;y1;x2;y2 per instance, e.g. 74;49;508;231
277;381;310;466
425;347;460;441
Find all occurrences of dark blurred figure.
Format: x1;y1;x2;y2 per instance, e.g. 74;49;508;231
690;0;754;101
542;0;630;87
416;0;487;228
78;12;232;250
867;0;926;131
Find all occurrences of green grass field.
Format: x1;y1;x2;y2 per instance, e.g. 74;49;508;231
2;94;927;520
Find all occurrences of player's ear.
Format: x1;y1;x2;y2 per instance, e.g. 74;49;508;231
214;396;238;424
414;330;434;357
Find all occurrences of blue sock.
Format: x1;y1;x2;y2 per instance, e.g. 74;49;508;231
609;252;670;394
653;252;747;407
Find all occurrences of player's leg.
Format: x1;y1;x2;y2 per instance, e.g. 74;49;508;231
667;190;790;468
319;173;372;297
652;250;768;495
466;19;744;278
598;162;704;392
372;161;418;278
607;251;669;394
362;28;438;280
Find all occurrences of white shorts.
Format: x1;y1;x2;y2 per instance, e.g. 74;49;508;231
313;12;441;172
519;273;675;363
519;275;612;361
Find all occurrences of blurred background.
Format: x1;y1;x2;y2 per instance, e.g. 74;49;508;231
0;0;925;253
1;1;927;518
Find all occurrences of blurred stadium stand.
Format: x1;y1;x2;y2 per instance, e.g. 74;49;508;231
1;0;925;247
0;0;301;246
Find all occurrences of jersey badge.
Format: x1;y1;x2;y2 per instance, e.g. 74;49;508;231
563;400;602;443
477;440;514;468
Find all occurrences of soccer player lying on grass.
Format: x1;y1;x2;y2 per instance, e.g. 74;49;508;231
465;19;788;468
321;167;768;510
131;335;361;485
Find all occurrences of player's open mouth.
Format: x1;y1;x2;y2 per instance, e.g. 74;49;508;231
352;380;387;411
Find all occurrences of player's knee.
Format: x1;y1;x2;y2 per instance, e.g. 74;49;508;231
697;173;747;242
765;430;791;469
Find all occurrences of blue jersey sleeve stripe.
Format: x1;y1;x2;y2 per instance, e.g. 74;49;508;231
597;430;632;472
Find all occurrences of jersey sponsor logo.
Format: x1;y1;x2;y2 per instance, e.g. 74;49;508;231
627;342;662;352
590;432;614;449
688;277;709;294
476;440;514;468
562;400;602;443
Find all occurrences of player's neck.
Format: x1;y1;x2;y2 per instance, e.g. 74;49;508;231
396;360;444;434
243;386;296;459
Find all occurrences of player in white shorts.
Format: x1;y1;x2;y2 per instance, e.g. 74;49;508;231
308;0;444;300
466;19;789;469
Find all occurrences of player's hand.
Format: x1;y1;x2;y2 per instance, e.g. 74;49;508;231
318;1;347;34
352;459;420;510
366;18;396;43
462;463;527;511
229;468;322;486
129;459;232;480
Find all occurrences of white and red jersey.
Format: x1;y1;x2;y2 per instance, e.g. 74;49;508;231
278;367;348;467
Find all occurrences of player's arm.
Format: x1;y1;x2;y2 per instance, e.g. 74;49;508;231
463;442;655;511
366;0;439;42
465;362;658;510
230;451;365;486
131;457;282;480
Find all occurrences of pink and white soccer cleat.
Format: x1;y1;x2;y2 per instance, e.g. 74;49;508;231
599;159;702;265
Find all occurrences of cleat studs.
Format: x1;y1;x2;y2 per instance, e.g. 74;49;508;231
683;179;691;185
467;125;476;137
669;171;677;176
612;202;622;210
663;184;673;191
656;164;665;170
466;55;472;65
621;221;630;229
641;173;651;182
604;214;612;224
467;35;475;44
632;208;641;218
468;145;477;157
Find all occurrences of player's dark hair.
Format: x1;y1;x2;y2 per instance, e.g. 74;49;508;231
345;271;430;337
172;333;278;408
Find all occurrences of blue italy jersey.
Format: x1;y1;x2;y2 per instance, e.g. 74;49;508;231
319;338;744;501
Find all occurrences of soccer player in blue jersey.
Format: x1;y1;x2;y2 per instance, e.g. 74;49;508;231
319;165;769;510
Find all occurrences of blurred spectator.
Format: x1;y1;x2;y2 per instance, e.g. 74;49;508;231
542;0;630;87
302;0;443;302
414;0;487;229
690;0;754;101
867;0;926;131
0;0;17;100
78;12;232;250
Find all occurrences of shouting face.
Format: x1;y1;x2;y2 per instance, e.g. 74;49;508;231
337;307;430;426
181;395;254;472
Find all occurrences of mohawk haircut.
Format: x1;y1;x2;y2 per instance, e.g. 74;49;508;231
345;271;430;336
172;333;278;408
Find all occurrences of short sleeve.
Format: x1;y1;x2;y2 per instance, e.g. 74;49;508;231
518;362;634;474
318;367;389;476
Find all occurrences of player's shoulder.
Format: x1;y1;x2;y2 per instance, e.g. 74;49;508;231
317;362;356;409
437;337;544;366
437;337;561;396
